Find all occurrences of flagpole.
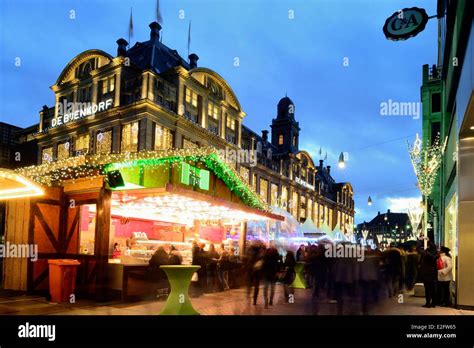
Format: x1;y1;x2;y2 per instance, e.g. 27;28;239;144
187;20;191;60
128;7;133;48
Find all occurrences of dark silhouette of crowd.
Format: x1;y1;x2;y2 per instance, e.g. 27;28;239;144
287;240;453;314
146;238;453;313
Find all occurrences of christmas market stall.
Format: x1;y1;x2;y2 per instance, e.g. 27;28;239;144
3;147;283;300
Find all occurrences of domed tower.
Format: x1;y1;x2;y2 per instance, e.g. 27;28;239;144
271;95;300;153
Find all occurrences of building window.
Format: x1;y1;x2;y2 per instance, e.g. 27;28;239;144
121;122;139;152
278;134;284;145
226;116;235;130
57;141;70;160
208;119;219;136
300;196;306;219
271;183;278;206
96;130;112;154
75;134;90;155
154;124;173;150
252;174;257;192
208;102;219;122
292;135;297;147
102;76;115;95
239;166;250;183
41;146;53;163
185;88;198;107
291;191;298;216
431;121;441;146
281;186;288;209
308;198;313;221
225;133;236;144
183;138;198;149
431;92;441;113
259;178;268;202
184;111;198;123
78;86;92;102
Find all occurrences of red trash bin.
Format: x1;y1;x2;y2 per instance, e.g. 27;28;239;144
48;259;81;303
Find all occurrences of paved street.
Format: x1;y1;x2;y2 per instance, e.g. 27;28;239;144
0;287;472;316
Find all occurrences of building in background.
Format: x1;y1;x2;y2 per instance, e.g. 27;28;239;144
420;0;473;308
357;209;411;247
22;21;354;232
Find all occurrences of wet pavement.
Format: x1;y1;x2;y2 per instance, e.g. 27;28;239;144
0;286;472;316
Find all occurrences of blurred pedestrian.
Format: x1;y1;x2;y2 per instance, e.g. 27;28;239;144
419;241;438;308
281;250;296;303
262;243;280;308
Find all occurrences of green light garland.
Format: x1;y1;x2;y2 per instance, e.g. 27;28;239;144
17;147;269;212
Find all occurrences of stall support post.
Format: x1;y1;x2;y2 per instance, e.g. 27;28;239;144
94;188;112;301
239;221;247;256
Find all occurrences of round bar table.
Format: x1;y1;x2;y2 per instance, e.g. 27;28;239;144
159;265;201;315
290;262;308;289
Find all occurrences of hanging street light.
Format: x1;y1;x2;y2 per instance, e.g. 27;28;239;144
368;196;372;206
338;152;345;169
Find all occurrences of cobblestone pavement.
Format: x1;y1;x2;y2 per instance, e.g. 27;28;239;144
0;286;472;315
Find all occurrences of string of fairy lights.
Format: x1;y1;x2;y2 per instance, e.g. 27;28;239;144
15;147;270;212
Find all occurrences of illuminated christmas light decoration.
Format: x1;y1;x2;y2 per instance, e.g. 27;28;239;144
408;133;446;197
408;133;446;236
15;147;269;211
407;203;423;236
0;169;44;200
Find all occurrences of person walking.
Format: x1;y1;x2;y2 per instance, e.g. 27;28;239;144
261;243;280;308
437;246;453;306
281;250;296;303
419;241;438;308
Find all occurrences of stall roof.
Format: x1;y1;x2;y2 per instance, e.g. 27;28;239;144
111;184;284;224
0;168;44;200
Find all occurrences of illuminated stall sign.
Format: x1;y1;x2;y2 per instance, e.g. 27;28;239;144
51;99;113;128
180;163;210;190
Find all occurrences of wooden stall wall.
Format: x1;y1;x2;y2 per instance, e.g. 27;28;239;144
28;187;64;292
3;198;30;291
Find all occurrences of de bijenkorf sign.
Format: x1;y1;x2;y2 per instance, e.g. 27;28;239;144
383;7;429;41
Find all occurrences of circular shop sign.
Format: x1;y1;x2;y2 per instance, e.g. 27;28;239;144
383;7;428;41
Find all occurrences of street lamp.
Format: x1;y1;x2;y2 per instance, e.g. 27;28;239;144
368;196;372;206
338;152;345;169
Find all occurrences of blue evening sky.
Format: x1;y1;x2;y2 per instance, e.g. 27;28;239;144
0;0;438;223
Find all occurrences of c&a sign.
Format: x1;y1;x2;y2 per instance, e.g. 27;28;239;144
383;7;429;41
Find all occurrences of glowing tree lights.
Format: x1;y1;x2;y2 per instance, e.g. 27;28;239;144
408;133;446;237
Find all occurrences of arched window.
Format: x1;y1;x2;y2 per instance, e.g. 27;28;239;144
292;135;297;146
278;134;284;145
256;141;262;153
